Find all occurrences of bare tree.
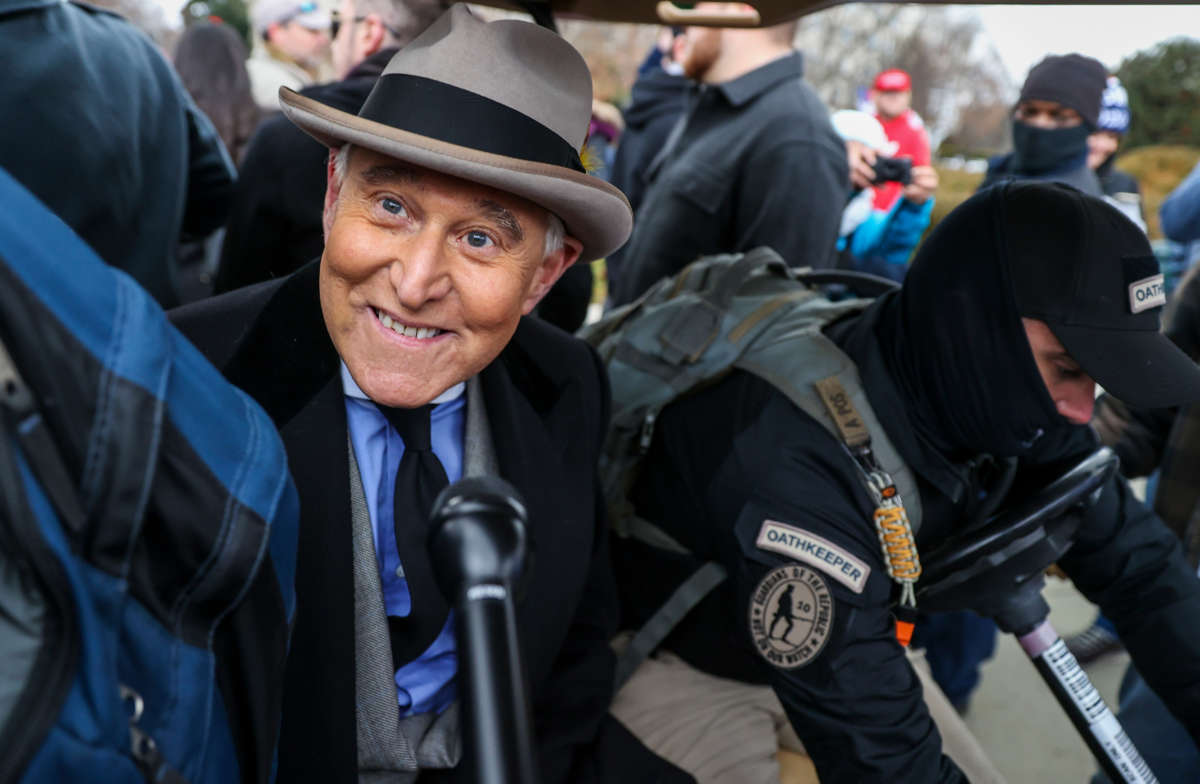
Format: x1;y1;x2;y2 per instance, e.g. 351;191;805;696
795;3;1013;152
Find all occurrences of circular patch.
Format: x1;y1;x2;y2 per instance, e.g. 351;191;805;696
748;564;834;669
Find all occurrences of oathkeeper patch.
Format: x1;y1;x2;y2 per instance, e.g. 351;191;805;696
749;565;834;669
755;519;870;593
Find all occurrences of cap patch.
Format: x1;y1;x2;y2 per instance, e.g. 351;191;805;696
755;520;870;593
1128;274;1165;314
748;565;834;669
1122;255;1162;314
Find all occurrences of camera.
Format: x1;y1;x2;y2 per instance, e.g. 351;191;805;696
871;156;913;186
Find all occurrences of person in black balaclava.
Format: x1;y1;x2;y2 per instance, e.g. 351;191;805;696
980;53;1109;197
941;52;1111;702
607;182;1200;782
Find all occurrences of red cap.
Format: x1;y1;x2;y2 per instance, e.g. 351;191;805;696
873;69;911;92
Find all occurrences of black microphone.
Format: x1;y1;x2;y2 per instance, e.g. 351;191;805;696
428;477;538;784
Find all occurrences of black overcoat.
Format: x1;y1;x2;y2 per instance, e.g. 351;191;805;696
171;261;689;784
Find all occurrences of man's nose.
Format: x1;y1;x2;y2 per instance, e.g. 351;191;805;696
391;233;451;308
1056;381;1096;425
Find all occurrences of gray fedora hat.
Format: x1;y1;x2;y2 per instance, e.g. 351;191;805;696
278;4;632;262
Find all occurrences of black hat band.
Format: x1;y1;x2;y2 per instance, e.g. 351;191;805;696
358;74;586;174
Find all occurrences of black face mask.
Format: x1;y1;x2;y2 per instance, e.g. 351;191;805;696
877;185;1062;459
1011;121;1091;175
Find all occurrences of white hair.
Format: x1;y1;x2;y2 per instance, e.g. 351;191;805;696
333;143;566;259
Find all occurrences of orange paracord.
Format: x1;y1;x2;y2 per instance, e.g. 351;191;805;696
865;470;921;611
874;505;921;582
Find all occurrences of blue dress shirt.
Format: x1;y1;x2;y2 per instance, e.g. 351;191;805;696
342;363;465;717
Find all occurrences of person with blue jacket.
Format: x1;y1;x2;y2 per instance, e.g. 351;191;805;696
831;110;938;282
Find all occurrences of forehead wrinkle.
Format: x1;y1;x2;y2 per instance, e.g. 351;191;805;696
476;198;525;244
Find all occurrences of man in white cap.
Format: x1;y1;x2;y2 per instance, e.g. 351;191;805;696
247;0;331;110
173;6;689;783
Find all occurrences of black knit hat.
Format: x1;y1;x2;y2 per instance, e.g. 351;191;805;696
1018;53;1109;128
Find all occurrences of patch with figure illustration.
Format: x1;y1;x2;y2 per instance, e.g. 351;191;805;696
748;564;834;669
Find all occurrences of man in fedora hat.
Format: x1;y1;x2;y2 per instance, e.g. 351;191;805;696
172;6;689;782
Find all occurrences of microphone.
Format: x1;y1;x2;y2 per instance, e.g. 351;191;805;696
428;477;538;784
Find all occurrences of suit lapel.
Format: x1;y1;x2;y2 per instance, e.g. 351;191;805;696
220;262;358;783
274;374;359;783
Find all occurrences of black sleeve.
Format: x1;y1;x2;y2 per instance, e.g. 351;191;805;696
730;489;967;783
214;119;327;293
1058;474;1200;744
638;374;966;782
181;89;237;238
1025;426;1200;744
734;139;848;269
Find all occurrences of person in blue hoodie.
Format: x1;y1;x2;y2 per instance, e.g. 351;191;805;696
831;109;938;282
980;53;1109;198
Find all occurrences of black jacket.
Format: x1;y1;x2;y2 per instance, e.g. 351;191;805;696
171;262;691;784
981;150;1102;198
606;52;848;306
616;184;1200;782
609;67;688;217
0;0;234;308
214;49;396;294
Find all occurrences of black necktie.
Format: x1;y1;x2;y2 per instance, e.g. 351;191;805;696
377;404;451;669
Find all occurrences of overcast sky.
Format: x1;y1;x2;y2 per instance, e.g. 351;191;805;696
972;4;1199;84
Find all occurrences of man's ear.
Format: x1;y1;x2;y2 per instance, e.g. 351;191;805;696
522;235;583;315
322;148;343;239
361;13;388;58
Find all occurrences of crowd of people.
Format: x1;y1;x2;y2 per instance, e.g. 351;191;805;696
3;0;1200;782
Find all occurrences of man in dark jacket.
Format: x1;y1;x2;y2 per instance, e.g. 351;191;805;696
605;3;848;306
214;0;446;293
980;53;1108;197
611;183;1200;781
608;32;688;218
0;0;234;308
174;8;689;782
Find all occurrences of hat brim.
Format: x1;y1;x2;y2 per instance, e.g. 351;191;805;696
1051;322;1200;409
279;87;632;262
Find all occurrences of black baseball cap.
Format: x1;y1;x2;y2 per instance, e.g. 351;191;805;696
1004;181;1200;409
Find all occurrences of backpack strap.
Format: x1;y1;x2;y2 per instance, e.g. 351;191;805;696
613;561;727;691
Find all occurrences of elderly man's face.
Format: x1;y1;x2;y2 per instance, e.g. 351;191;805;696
321;147;579;408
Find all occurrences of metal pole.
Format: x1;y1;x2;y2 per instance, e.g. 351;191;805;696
1017;620;1158;784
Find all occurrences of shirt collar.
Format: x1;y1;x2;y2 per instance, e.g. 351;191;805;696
340;362;466;406
715;50;804;108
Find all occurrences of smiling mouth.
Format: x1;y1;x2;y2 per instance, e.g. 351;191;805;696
372;307;445;340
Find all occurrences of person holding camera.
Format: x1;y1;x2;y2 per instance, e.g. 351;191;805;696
869;68;932;213
835;109;938;282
